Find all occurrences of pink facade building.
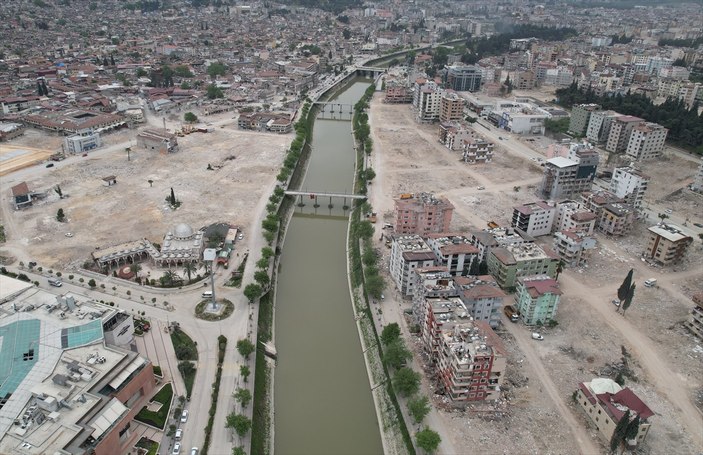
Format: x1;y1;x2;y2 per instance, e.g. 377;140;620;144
394;193;454;235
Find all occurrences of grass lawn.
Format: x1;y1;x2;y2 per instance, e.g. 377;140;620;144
136;437;159;455
135;383;173;430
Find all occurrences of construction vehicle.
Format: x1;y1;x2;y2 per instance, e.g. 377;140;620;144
399;193;413;199
487;221;499;229
503;305;519;322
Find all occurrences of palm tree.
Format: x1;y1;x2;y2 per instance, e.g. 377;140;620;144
161;270;178;286
657;213;669;225
183;262;196;282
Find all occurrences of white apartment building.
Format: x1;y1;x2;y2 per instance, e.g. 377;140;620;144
389;234;436;298
554;200;597;234
586;110;620;144
424;234;479;276
553;230;597;267
605;116;644;153
692;157;703;193
417;86;441;122
610;166;650;210
512;201;556;237
625;123;668;161
462;139;494;164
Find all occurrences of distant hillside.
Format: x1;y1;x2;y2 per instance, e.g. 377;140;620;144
281;0;362;13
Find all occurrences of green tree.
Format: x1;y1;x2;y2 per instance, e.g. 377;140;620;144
56;208;66;222
624;415;641;442
555;259;565;280
130;263;142;277
365;275;385;299
381;323;401;345
183;262;196;282
244;283;262;302
184;112;198;123
254;270;270;287
384;339;412;370
232;447;246;455
240;365;250;382
88;279;96;288
234;388;251;408
256;257;269;269
408;395;431;424
610;410;630;453
356;220;374;240
261;247;274;260
393;367;421;397
236;338;255;359
416;427;441;453
207;84;224;99
207;61;227;79
617;269;633;301
225;412;251;437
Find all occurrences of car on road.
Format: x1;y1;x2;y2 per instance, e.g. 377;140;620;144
477;186;485;190
190;449;199;455
694;222;703;228
612;299;621;307
65;232;73;237
46;163;54;168
238;233;243;240
172;442;181;454
531;332;544;341
665;208;673;214
180;410;188;423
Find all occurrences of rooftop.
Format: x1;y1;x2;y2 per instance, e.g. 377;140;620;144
648;223;692;242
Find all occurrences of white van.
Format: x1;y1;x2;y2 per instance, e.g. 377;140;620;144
48;278;63;287
644;278;657;287
201;291;213;298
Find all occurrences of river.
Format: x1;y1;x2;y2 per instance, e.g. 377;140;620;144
273;80;383;455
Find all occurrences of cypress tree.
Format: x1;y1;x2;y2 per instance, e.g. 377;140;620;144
610;410;630;453
617;269;633;301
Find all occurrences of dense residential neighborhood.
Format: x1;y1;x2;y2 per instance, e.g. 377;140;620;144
0;0;702;454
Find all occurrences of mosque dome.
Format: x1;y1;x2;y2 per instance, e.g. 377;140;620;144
173;223;194;239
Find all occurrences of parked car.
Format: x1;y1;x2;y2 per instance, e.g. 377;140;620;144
694;222;703;228
190;449;199;455
612;299;621;307
180;410;189;423
65;232;73;237
477;186;485;190
531;332;544;341
644;278;657;287
173;442;181;455
46;163;54;168
665;208;673;214
175;428;182;439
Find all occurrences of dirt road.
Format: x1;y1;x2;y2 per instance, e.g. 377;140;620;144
559;272;703;450
502;318;602;454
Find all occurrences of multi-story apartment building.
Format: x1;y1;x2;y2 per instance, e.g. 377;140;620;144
438;123;475;151
605;116;644;153
516;70;536;90
586;110;620;144
515;276;562;325
420;297;506;403
569;104;601;136
625;122;668;161
394;192;454;235
644;223;693;264
455;275;506;328
575;378;654;449
554;200;597;234
416;85;441;123
389;234;436;298
444;64;482;92
384;79;413;104
462;139;494;164
540;143;599;200
598;202;635;236
439;90;464;122
610;166;650;210
425;234;479;276
684;293;703;340
512;201;556;237
692;157;703;193
470;227;533;262
553;230;597;267
63;130;102;154
487;243;559;290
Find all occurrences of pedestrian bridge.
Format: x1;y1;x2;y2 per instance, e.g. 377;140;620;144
355;66;386;77
284;190;367;200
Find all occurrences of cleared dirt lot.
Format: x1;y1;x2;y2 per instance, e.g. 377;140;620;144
369;96;703;454
0;123;288;268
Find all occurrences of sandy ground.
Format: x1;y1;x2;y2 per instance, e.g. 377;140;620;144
368;95;703;454
0;119;289;269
